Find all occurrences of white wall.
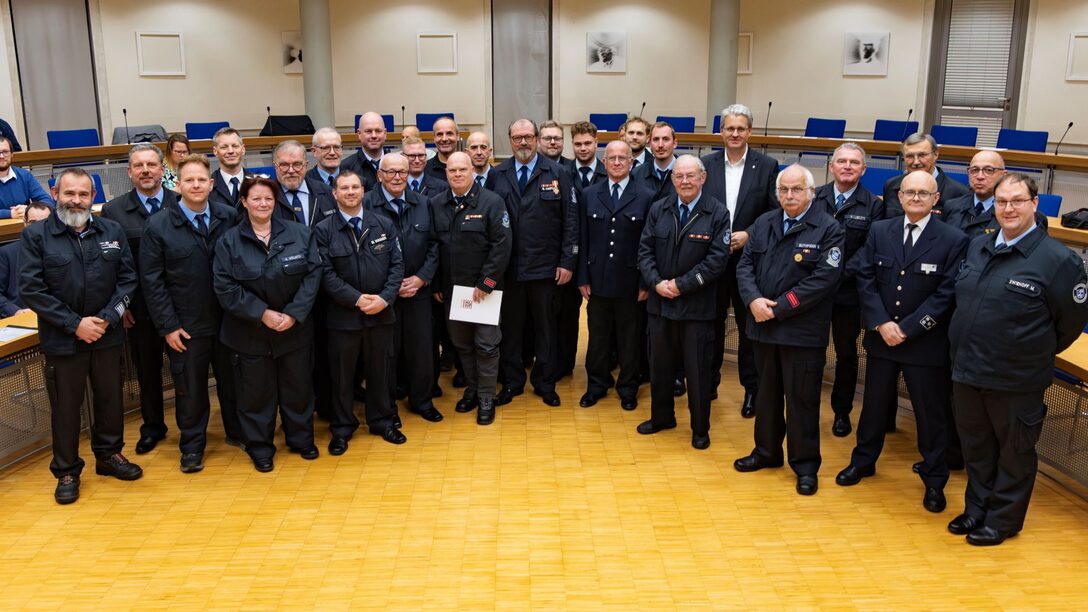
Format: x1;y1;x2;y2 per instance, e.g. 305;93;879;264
737;0;932;136
554;0;711;126
0;0;24;146
1020;0;1088;146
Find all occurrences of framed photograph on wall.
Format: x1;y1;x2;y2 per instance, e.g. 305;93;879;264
136;31;186;77
738;32;753;75
843;32;890;76
587;32;626;73
417;33;458;74
283;31;303;74
1067;33;1088;81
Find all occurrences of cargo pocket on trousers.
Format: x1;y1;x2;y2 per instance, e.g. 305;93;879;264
43;364;58;410
1014;404;1047;453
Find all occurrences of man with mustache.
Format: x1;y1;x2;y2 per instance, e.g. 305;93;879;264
882;133;968;218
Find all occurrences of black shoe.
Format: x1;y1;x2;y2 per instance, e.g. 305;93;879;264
912;461;923;474
353;386;367;403
253;457;274;472
923;487;947;513
392;413;402;429
540;391;561;407
966;525;1016;546
496;387;523;406
741;391;756;419
180;453;204;473
636;419;677;435
733;453;784;473
95;453;143;481
620;396;637;411
412;406;444;422
796;475;818;496
432;385;444;398
832;413;852;437
672;378;686;397
835;464;875;486
291;446;319;460
455;396;478;413
378;427;407;445
947;513;983;535
135;434;163;455
54;474;79;505
579;391;603;408
477;398;496;425
452;372;467;388
692;434;710;450
328;437;348;456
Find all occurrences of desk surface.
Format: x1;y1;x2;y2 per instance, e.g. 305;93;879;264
1057;334;1088;382
0;311;38;359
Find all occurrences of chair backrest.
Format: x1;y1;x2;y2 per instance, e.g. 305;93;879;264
804;118;846;139
589;113;627;132
416;113;455;132
1037;193;1063;217
872;119;919;142
996;128;1049;153
353;114;397;133
185;121;231;140
655;115;696;133
711;115;721;134
859;167;901;197
246;165;276;178
945;171;969;187
930;124;978;147
48;172;107;204
46;128;100;150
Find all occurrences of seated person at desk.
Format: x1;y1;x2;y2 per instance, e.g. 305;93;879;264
0;201;52;316
0;136;54;219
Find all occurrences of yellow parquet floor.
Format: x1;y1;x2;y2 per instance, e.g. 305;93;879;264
2;360;1088;609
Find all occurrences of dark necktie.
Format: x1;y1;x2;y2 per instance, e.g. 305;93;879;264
518;166;529;194
632;158;641;170
835;194;846;210
328;174;337;189
391;198;405;217
453;196;465;209
475;176;485;189
194;212;208;237
611;183;620;207
657;169;668;182
995;242;1010;253
349;217;363;240
904;223;918;258
580;167;592;188
679;204;690;227
146;196;160;215
784;217;798;234
370;159;380;172
411;179;421;193
289;190;305;224
230;177;240;200
974;200;986;217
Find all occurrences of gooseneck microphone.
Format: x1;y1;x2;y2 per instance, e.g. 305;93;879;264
122;108;130;145
266;106;273;136
638;101;646;118
901;108;914;141
1055;121;1074;156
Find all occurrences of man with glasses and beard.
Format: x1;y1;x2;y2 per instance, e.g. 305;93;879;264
20;168;140;504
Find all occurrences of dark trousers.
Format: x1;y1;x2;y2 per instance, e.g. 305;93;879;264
432;297;463;385
166;336;239;453
329;325;395;438
830;305;861;415
44;345;125;478
312;300;333;420
751;342;825;476
448;316;501;401
394;294;436;412
851;356;951;489
556;283;582;376
128;315;166;439
232;346;315;461
210;338;241;441
648;315;714;436
713;271;758;392
953;382;1047;533
500;279;559;393
585;295;641;399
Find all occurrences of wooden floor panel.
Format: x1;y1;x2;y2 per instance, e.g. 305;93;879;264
2;362;1087;609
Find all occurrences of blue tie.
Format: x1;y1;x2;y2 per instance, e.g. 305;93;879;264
391;198;405;216
580;167;592;188
611;183;620;207
835;194;846;210
475;175;485;189
518;166;529;194
784;217;798;233
146;197;160;215
349;217;363;239
974;200;985;217
194;212;208;236
230;177;240;200
289;190;305;224
658;169;668;182
679;204;690;227
411;179;421;193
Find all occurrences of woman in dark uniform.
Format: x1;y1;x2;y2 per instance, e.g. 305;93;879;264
212;176;322;472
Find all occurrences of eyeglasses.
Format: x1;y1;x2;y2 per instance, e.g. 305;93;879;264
0;151;11;158
832;158;863;167
404;153;427;160
722;127;749;135
776;186;810;196
510;135;536;143
673;172;703;182
604;156;631;163
540;136;563;142
900;190;936;200
313;145;342;153
276;162;306;171
903;152;934;161
994;198;1034;209
967;166;1004;176
380;169;409;177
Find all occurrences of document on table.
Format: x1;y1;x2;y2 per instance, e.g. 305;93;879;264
0;326;36;343
449;285;503;326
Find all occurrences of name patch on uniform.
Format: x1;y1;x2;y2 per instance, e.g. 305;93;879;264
920;315;937;330
827;247;842;268
98;240;121;251
1008;278;1037;292
785;290;800;309
1074;283;1087;304
369;234;388;245
465;214;484;220
540;180;560;195
796;243;819;249
920;263;938;274
281;253;304;263
845;215;868;221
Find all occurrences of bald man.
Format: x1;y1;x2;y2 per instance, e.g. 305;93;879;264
341;111;388;190
425;117;460;181
466;131;494;187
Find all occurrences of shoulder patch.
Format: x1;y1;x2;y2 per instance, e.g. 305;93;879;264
502;211;510;228
827;246;842;268
1074;282;1087;304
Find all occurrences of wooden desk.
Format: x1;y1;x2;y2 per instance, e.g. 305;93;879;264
1046;216;1088;248
0;311;38;359
1057;334;1088;382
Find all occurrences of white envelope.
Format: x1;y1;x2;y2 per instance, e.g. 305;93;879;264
449;285;503;326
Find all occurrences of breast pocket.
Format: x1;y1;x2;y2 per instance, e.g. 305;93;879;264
367;239;393;257
792;248;820;270
912;263;943;292
460;220;486;233
874;255;894;284
232;262;262;281
100;247;122;262
283;260;308;275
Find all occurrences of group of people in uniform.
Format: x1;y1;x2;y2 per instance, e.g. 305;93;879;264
11;104;1087;547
